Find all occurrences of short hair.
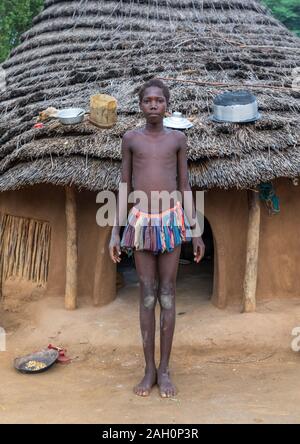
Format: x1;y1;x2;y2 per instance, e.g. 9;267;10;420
138;78;170;105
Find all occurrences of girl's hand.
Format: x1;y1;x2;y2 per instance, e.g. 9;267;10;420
109;234;122;263
192;237;205;263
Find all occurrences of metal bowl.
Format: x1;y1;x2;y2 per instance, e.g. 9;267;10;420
14;349;59;374
163;112;193;129
57;107;85;125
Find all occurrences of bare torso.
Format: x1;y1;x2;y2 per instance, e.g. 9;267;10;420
128;128;182;213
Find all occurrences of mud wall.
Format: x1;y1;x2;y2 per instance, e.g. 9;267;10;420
0;184;116;307
202;177;300;306
200;187;248;307
257;178;300;300
0;178;298;310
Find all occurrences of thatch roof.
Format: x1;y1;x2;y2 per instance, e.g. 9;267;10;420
0;0;299;192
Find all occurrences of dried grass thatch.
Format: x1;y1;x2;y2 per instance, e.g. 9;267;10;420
0;0;299;191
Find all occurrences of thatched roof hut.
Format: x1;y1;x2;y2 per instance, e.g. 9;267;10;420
0;0;299;312
1;0;299;191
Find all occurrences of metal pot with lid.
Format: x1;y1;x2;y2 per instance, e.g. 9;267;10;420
163;112;194;130
210;90;261;123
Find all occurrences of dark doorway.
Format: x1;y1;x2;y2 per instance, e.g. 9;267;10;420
177;217;214;302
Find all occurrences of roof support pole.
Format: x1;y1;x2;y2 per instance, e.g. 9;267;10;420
65;186;77;310
242;189;261;313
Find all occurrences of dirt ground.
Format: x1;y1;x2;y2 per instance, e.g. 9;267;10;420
1;260;300;424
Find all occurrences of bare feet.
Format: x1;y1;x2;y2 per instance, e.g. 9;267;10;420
134;367;157;397
157;368;177;398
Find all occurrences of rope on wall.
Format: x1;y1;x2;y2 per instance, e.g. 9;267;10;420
258;182;280;215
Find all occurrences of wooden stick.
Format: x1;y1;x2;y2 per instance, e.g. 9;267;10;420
30;221;39;281
44;225;51;283
14;218;23;277
242;190;261;313
6;216;15;279
25;219;34;280
2;217;8;283
65;186;78;310
157;76;294;92
35;222;43;283
21;219;29;277
0;214;8;301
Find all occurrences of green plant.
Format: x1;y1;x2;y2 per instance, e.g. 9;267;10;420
0;0;44;62
262;0;300;36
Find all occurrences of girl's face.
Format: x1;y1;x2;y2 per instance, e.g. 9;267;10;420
140;86;168;121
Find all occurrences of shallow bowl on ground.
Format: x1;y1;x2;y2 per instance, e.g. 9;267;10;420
14;349;59;374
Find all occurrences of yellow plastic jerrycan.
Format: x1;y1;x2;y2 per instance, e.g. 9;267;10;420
89;94;117;128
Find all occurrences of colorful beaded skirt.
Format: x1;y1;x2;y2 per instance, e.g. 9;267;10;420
120;201;192;255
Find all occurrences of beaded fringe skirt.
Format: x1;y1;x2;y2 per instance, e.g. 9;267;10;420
120;201;192;255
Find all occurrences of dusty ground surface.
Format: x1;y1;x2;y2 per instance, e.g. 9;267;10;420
1;259;300;424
